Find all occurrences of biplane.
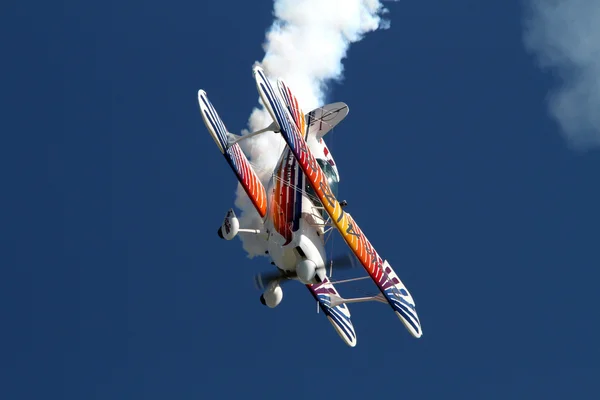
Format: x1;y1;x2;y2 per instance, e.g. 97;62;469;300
197;66;422;346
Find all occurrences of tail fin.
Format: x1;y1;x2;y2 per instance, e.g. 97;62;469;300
197;90;267;218
304;102;348;181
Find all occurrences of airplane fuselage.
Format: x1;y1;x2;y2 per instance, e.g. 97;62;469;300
262;146;328;282
199;67;422;341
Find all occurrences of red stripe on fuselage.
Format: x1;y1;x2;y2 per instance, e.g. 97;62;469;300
272;148;301;245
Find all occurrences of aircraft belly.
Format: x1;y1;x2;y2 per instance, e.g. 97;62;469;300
265;195;326;273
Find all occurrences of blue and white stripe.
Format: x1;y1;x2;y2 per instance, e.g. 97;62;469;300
384;287;421;336
254;69;300;153
319;295;355;334
198;89;267;217
200;92;251;187
199;91;229;153
316;294;357;346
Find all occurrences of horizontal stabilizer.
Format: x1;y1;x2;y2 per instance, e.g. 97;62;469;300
305;102;349;139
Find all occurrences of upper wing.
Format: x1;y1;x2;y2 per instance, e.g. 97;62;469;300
278;81;307;137
197;90;267;218
252;66;422;338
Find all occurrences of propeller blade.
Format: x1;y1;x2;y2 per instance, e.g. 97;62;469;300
254;254;357;290
254;270;297;290
328;253;359;269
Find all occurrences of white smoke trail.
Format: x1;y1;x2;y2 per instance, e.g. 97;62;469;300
234;0;395;257
523;0;600;151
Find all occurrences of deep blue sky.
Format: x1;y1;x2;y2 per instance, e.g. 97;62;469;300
2;1;599;399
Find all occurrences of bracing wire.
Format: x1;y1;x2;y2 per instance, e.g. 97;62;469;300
237;120;380;298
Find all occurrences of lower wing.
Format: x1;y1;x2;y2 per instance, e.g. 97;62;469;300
307;278;357;347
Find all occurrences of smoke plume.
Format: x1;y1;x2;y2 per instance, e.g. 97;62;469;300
234;0;395;257
523;0;600;150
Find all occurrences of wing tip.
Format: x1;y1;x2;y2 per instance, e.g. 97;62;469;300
396;311;423;339
197;89;208;105
252;64;265;79
326;316;358;347
196;90;227;154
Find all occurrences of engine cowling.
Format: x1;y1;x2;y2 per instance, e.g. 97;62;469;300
260;281;283;308
218;208;239;240
296;259;326;284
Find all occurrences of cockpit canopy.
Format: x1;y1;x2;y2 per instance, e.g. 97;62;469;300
305;159;339;219
319;159;339;197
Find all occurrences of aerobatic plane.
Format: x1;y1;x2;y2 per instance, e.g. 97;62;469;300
197;66;422;346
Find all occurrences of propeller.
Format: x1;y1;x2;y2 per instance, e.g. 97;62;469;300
328;252;359;271
254;253;359;290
